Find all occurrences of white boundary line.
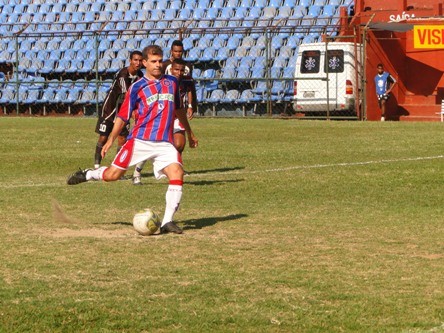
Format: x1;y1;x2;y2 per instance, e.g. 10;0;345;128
1;155;443;189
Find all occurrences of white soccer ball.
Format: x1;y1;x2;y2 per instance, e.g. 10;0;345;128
133;208;161;236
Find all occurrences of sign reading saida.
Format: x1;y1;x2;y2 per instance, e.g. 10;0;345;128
414;25;444;49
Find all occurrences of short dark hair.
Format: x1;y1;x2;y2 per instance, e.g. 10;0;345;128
142;45;163;60
172;58;187;67
171;40;183;49
130;50;142;60
377;63;384;68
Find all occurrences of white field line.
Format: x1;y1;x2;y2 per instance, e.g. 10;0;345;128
1;155;443;189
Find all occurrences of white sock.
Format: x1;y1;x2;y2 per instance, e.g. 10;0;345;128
86;167;107;181
161;183;183;226
133;161;146;177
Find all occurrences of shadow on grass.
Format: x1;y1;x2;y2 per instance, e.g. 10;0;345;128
187;179;244;186
112;213;248;229
137;166;246;179
182;213;248;230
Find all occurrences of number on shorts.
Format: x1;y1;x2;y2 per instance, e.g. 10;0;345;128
99;123;107;133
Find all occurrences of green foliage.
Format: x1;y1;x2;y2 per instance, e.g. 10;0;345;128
0;118;443;332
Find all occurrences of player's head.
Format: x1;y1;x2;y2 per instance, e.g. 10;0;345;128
377;63;384;74
128;50;143;73
170;40;184;60
142;45;163;79
171;58;187;79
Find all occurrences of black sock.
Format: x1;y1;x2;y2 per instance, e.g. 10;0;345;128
95;143;103;166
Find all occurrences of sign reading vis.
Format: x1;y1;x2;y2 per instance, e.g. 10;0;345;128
414;25;444;49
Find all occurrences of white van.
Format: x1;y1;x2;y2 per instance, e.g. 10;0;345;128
293;42;362;113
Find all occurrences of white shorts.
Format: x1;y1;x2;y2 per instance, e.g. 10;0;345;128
112;138;182;179
173;118;185;134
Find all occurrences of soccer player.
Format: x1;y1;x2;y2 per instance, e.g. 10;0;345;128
374;63;397;121
132;40;197;185
132;58;195;185
93;50;143;169
67;45;199;235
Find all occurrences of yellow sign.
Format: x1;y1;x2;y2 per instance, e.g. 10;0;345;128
414;25;444;49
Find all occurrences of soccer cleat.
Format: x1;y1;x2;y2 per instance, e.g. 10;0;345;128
67;168;91;185
160;221;183;234
132;176;142;185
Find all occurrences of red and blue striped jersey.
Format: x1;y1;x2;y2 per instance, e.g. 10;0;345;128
117;75;181;144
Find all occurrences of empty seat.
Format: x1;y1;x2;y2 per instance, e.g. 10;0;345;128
206;89;224;103
221;89;240;103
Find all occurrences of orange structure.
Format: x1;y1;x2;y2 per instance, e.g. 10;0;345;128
350;0;444;120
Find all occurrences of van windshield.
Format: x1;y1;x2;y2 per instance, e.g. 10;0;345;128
300;50;320;74
325;50;344;73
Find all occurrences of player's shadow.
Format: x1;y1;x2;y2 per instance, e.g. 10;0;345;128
187;166;245;175
138;166;245;179
181;213;248;230
186;179;244;186
111;213;248;230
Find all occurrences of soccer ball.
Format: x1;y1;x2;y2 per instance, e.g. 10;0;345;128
133;208;161;236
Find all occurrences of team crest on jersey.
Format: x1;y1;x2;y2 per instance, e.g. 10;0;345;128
163;80;171;87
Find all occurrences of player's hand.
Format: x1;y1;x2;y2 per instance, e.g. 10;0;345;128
187;108;194;120
101;140;113;158
188;133;198;148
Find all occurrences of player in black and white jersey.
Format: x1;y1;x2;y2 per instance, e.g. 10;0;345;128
94;50;143;169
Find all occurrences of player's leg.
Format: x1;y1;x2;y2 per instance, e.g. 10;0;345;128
380;99;386;121
173;131;186;154
152;142;184;234
68;138;136;185
132;160;146;185
160;163;184;234
94;118;113;169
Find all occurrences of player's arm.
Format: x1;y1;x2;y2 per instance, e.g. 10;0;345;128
176;107;198;148
386;74;397;95
186;89;194;120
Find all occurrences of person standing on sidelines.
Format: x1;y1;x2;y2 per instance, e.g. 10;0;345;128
67;45;198;235
374;63;397;121
93;50;143;169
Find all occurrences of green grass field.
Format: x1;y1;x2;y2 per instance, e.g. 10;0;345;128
1;117;443;332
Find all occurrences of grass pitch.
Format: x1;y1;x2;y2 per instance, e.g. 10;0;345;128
0;117;443;332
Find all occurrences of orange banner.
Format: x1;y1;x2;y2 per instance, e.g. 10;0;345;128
414;25;444;49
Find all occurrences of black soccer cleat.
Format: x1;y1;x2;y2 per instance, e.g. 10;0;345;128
67;168;91;185
160;221;183;234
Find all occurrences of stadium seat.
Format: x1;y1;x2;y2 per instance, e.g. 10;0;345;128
226;0;239;7
236;67;251;79
214;47;230;63
206;88;225;104
186;48;201;62
221;89;240;103
200;47;217;62
202;68;218;91
221;67;236;80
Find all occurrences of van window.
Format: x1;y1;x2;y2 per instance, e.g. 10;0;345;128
325;50;344;73
300;50;321;74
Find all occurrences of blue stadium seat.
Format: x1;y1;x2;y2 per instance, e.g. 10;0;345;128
206;89;225;103
184;0;198;8
200;47;217;62
236;67;251;79
253;0;267;8
239;0;253;6
221;67;236;80
214;47;230;63
221;89;240;103
186;48;201;62
239;89;261;104
210;0;224;8
202;68;218;91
